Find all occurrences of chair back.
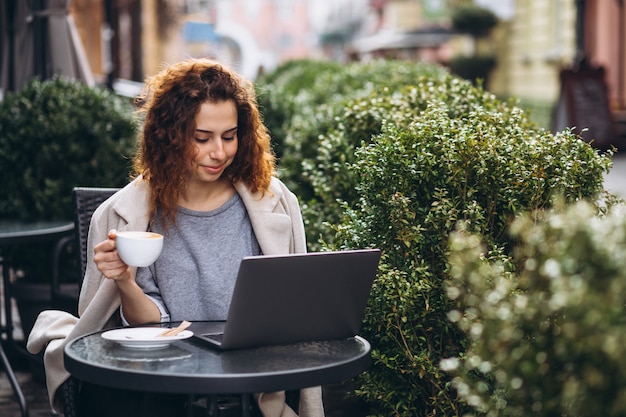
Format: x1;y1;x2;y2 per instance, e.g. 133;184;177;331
57;187;118;417
51;187;119;312
72;187;119;279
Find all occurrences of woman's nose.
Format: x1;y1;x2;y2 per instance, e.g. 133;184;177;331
209;140;225;160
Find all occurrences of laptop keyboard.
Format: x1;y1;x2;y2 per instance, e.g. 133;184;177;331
202;333;224;343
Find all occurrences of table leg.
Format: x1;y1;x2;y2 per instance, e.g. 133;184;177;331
1;247;29;417
241;394;251;417
0;342;29;417
186;393;197;417
195;394;243;417
208;394;218;416
1;245;14;343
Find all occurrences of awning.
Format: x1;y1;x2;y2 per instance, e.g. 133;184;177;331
45;0;94;86
1;0;94;96
0;1;34;93
351;28;454;54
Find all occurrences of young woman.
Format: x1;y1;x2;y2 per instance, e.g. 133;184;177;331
28;58;323;417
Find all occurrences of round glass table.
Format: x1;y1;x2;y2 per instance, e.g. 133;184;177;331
0;220;75;340
0;220;75;243
64;326;371;395
0;220;75;417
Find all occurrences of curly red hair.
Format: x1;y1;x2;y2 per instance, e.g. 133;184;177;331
133;58;276;227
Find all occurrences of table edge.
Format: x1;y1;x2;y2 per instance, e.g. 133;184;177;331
64;334;371;394
0;222;74;242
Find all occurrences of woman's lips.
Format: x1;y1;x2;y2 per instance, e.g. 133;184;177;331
202;164;224;175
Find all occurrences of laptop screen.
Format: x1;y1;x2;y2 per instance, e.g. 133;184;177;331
191;249;381;350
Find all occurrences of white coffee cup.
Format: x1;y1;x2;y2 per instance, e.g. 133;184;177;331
115;231;164;267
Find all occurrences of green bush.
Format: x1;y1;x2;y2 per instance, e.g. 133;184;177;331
0;76;137;221
257;59;448;248
256;58;447;181
451;4;498;38
256;59;345;160
0;76;138;282
446;200;626;417
448;55;496;86
329;107;613;416
259;59;616;415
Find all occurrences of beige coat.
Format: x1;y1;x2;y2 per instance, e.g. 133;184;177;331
27;177;323;417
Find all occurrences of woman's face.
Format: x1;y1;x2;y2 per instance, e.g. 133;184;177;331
190;100;239;185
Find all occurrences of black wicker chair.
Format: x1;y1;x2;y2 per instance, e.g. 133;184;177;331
51;187;119;314
71;187;120;279
56;187;119;417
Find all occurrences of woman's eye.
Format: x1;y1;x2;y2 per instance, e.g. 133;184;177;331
195;137;209;143
223;136;236;141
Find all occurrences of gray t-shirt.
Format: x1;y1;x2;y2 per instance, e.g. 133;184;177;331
133;193;261;322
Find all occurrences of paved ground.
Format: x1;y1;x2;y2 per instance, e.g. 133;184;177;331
1;151;625;417
0;348;55;417
604;151;626;199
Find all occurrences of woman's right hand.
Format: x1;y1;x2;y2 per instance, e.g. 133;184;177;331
93;229;132;282
94;229;161;324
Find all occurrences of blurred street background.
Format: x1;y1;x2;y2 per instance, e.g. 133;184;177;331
605;152;626;199
2;0;626;151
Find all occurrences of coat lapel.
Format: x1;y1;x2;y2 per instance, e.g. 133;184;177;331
108;178;152;232
235;180;293;255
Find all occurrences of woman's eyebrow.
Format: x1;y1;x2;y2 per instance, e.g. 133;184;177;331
196;127;238;134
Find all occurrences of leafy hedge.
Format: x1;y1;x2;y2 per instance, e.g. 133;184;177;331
258;59;616;416
447;201;626;417
259;61;445;180
0;76;138;283
451;4;498;38
0;76;137;222
257;59;449;249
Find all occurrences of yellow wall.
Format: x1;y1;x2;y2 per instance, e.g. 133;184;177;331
382;0;423;31
489;0;577;103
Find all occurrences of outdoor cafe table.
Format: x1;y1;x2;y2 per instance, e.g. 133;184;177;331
0;220;75;417
64;323;371;415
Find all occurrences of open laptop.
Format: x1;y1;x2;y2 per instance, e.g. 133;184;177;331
189;249;381;350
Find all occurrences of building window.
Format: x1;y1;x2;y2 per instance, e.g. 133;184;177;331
185;0;211;14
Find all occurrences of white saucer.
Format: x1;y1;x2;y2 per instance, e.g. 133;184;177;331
102;327;193;350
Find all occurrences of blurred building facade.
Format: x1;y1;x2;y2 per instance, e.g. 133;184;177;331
488;1;577;102
349;0;454;63
69;0;370;84
65;0;626;146
489;0;625;110
347;0;624;146
488;0;625;146
584;0;626;113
